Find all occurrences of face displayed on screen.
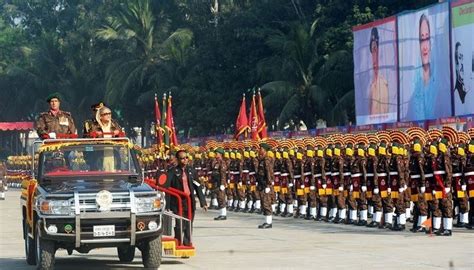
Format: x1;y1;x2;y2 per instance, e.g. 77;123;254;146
455;43;464;78
419;15;431;68
370;28;379;74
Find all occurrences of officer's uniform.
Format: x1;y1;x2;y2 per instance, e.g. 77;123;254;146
212;150;228;220
256;144;274;229
35;110;76;138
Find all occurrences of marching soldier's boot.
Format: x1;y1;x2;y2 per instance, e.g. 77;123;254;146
246;200;253;213
0;192;4;200
432;217;442;234
227;199;234;210
318;207;328;222
368;206;374;219
284;204;294;217
306;207;317;220
279;204;286;216
335;209;346;224
232;200;239;211
347;210;357;225
456;212;468;227
254;200;262;214
258;215;273;229
357;210;368;226
441;218;453;236
392;214;406;231
406;208;412;223
415;216;428;232
272;204;277;214
214;208;227;220
328;208;337;222
381;213;393;229
298;205;307;219
367;211;382;227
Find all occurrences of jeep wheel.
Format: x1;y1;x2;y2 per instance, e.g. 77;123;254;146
141;235;162;269
117;246;135;262
35;223;56;270
23;219;36;265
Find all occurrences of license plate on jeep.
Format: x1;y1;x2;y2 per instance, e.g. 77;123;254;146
93;225;115;237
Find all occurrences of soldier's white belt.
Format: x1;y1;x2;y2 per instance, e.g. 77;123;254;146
249;172;256;175
452;173;462;177
294;175;302;178
281;173;289;176
230;171;239;175
410;175;421;179
351;173;362;178
424;173;434;178
377;173;387;177
434;170;446;175
343;172;351;176
303;172;312;176
389;172;398;176
274;172;281;175
325;172;332;176
366;173;374;177
242;170;250;173
465;172;474;176
331;172;340;176
314;174;322;178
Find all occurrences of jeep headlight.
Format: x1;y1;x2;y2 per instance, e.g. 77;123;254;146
38;198;72;215
135;193;164;213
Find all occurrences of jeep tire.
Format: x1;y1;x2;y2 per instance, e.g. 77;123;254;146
141;235;162;269
35;223;56;270
117;246;135;262
23;219;36;265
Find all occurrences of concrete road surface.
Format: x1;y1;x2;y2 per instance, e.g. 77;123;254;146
1;189;473;270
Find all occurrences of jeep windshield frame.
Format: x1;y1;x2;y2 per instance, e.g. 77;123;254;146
34;138;143;184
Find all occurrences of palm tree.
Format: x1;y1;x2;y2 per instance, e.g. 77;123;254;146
258;21;354;130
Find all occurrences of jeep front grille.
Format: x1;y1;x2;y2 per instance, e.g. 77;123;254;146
74;192;131;213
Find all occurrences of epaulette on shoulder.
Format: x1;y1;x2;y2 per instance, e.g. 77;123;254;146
61;111;72;116
40;112;49;116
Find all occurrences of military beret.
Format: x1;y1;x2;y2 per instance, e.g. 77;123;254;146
214;148;225;155
259;143;271;151
46;92;62;102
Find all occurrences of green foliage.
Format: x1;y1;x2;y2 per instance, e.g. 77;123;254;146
0;0;438;138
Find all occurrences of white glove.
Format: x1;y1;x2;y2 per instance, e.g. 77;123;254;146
387;188;391;194
322;184;327;189
444;187;450;193
373;188;379;194
48;132;57;139
432;190;436;195
349;185;353;192
219;185;225;191
310;186;315;191
338;186;343;192
238;182;242;187
398;187;404;193
300;185;305;189
265;187;270;193
361;186;367;192
404;184;408;190
271;181;274;185
227;179;230;184
461;185;466;191
420;186;426;194
289;183;294;187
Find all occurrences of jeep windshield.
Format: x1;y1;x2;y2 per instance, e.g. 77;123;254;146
39;143;139;179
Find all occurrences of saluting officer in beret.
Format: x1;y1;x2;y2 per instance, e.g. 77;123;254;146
83;102;105;137
35;93;76;139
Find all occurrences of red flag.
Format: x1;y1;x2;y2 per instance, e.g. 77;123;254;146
235;94;249;140
249;93;260;141
154;94;163;146
166;94;179;146
257;89;268;139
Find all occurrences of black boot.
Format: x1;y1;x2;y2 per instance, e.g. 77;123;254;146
441;229;452;236
367;221;379;228
258;223;272;229
214;215;227;221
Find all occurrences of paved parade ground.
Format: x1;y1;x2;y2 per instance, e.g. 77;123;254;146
1;189;473;270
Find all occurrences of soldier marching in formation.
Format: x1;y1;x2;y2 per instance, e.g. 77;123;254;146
137;126;474;233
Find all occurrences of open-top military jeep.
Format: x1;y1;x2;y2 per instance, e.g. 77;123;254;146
21;137;165;270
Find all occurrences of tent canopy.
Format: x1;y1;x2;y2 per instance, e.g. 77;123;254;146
0;122;34;131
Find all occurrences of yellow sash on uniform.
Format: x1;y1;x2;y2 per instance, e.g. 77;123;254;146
391;191;399;199
457;191;465;198
250;185;256;192
424;193;433;201
281;187;288;194
366;191;372;198
381;191;388;198
352;191;360;199
296;189;304;196
411;194;419;202
434;191;443;200
318;189;326;196
304;187;310;194
469;190;474;198
229;183;235;189
274;186;281;192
